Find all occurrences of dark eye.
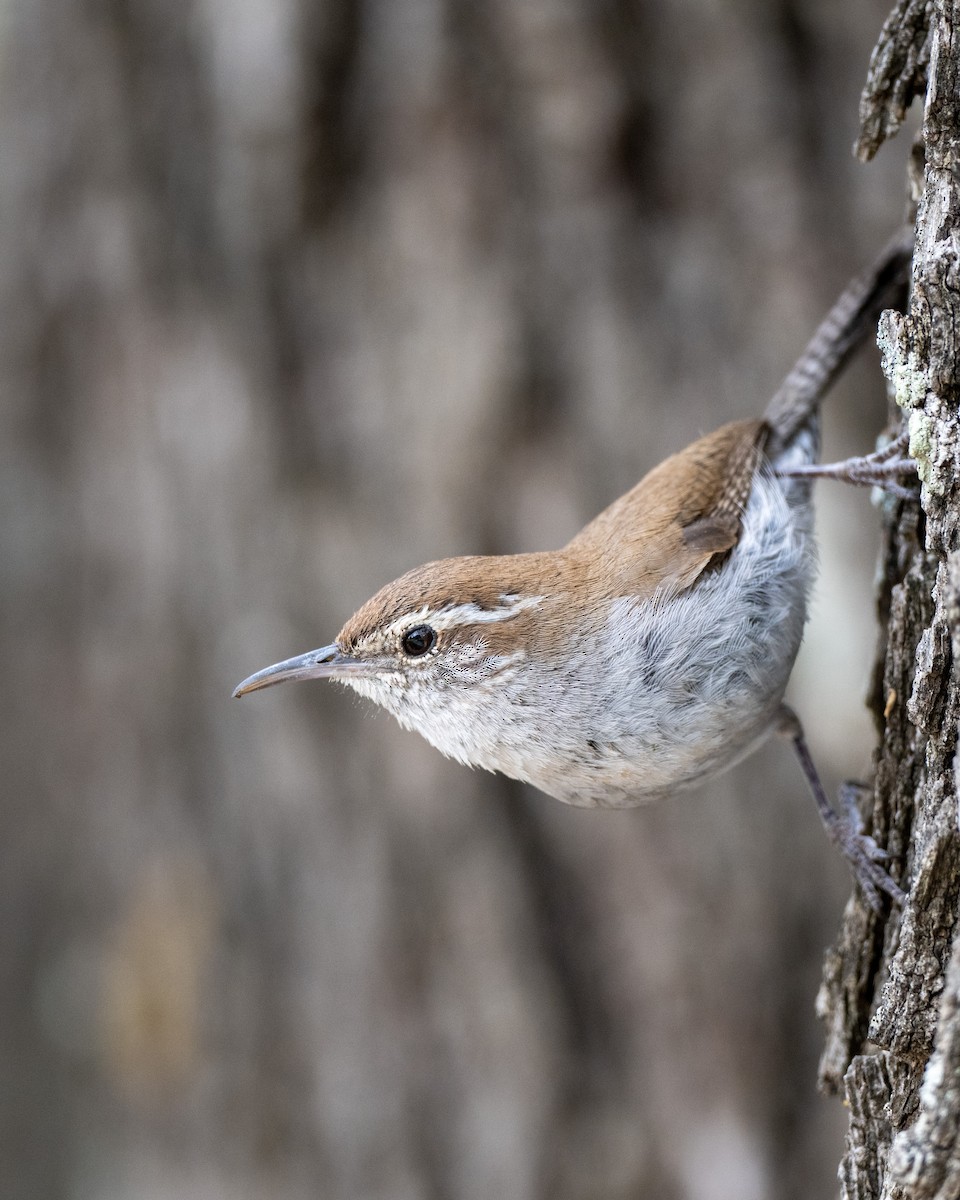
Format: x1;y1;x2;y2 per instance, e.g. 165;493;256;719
401;624;436;657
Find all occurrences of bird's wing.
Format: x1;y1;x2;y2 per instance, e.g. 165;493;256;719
569;419;768;600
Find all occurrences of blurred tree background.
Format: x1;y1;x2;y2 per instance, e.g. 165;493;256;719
0;1;913;1197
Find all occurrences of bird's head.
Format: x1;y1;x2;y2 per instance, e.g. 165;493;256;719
233;553;572;768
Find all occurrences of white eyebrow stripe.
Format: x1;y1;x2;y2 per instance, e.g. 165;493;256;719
438;595;545;628
385;594;544;639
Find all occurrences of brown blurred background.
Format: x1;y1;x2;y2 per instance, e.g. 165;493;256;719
0;1;912;1197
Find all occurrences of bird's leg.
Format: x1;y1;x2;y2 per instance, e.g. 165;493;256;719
775;706;905;911
775;430;917;500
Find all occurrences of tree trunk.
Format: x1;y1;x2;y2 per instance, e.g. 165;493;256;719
0;1;939;1198
817;1;960;1196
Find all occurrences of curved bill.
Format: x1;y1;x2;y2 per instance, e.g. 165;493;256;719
233;644;362;698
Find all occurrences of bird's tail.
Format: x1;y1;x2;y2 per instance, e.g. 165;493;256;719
763;227;914;467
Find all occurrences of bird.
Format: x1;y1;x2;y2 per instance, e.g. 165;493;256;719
235;231;915;910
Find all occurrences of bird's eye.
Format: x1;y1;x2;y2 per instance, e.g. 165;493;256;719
401;625;436;657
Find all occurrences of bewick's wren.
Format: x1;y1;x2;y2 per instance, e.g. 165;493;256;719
236;232;915;909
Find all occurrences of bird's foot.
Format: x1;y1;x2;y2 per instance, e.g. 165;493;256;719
834;782;906;912
780;707;905;912
775;430;917;500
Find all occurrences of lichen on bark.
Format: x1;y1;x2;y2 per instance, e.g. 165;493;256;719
819;2;960;1195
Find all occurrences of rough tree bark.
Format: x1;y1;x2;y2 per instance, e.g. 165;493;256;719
818;1;960;1196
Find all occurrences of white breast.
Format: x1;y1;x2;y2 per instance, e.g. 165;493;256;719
423;470;816;807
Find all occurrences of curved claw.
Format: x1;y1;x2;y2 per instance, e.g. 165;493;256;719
855;856;907;913
831;783;905;907
840;822;906;911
